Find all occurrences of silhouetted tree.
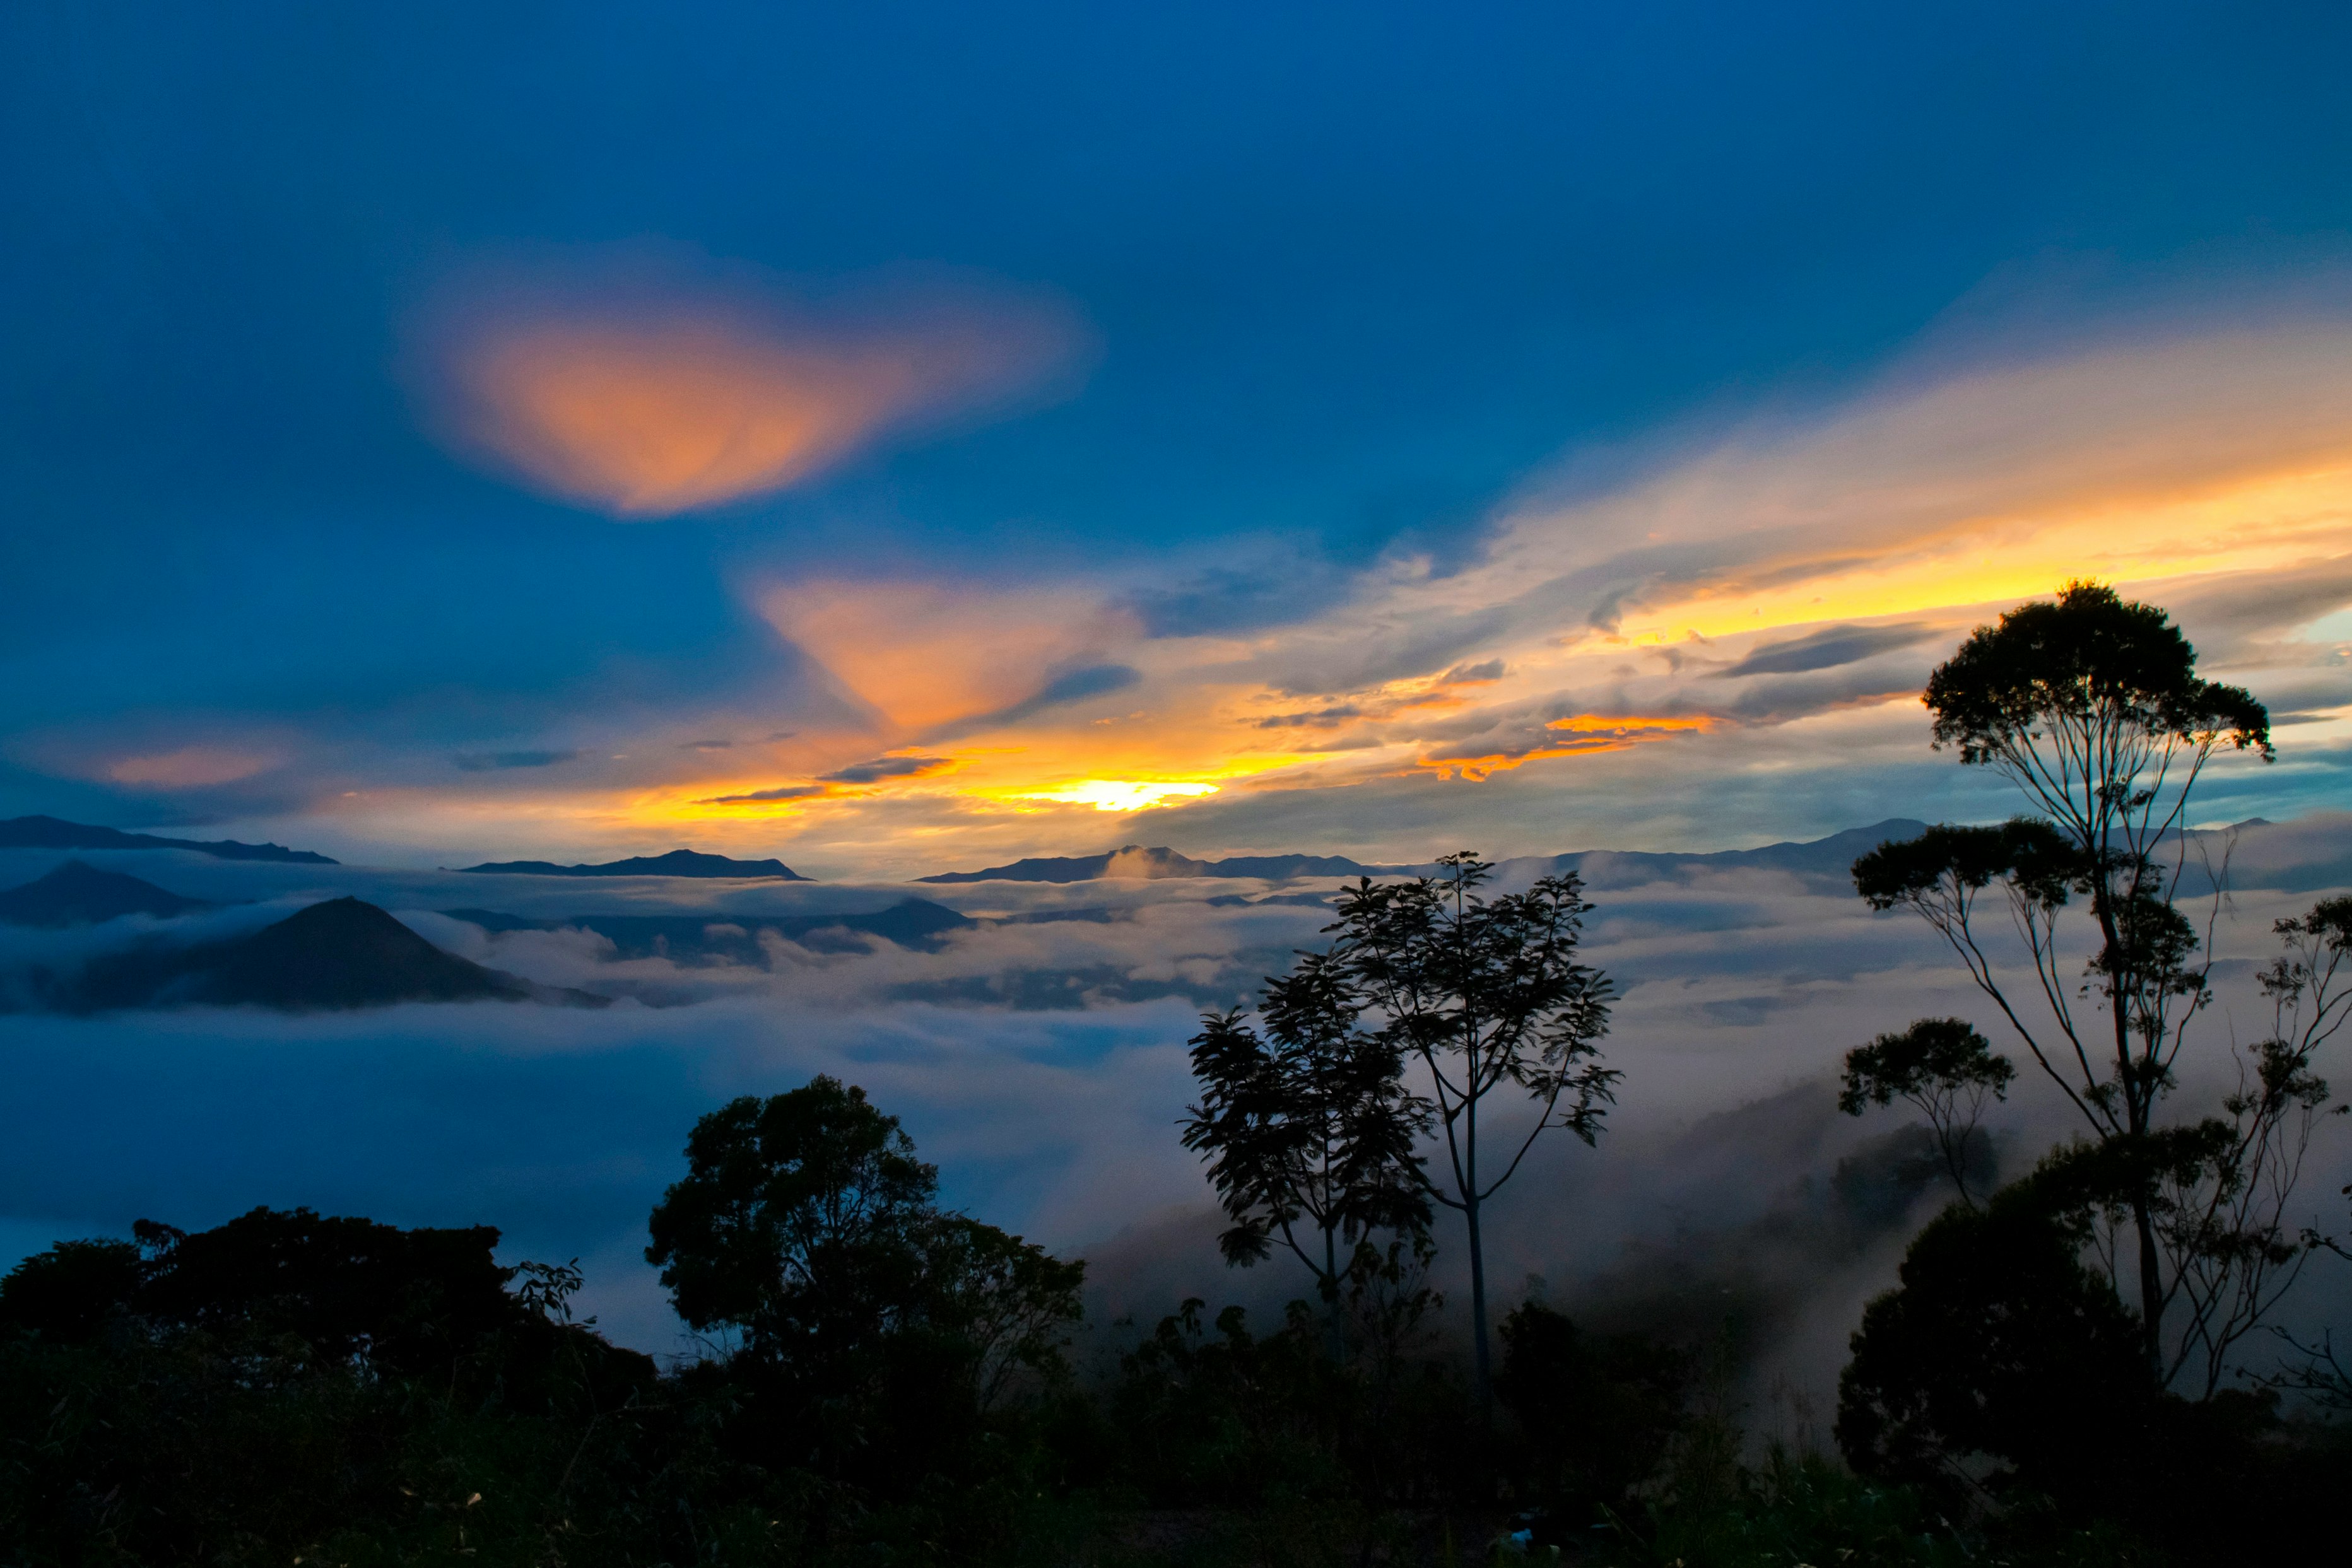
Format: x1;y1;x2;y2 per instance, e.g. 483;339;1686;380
1840;1019;2014;1205
1181;951;1431;1321
645;1076;1084;1478
1852;581;2306;1383
132;1207;517;1378
647;1077;939;1358
1837;1162;2158;1511
0;1238;143;1343
1332;853;1616;1423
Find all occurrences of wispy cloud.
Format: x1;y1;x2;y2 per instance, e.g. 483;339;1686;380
697;752;957;806
700;783;829;804
104;747;277;789
1712;623;1941;679
452;749;581;772
819;754;956;786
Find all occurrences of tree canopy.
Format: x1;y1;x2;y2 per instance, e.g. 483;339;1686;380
1182;951;1430;1301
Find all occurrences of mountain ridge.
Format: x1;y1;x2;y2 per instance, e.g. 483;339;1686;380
0;861;215;926
919;845;1428;884
0;814;336;864
914;824;1937;886
457;848;807;880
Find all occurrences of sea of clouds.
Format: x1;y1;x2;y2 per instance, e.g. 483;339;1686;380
3;817;2349;1423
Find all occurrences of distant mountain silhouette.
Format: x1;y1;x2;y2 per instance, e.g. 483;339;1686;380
456;849;807;880
69;898;606;1013
442;897;972;961
919;845;1421;884
0;814;336;863
0;861;213;926
1515;819;1934;888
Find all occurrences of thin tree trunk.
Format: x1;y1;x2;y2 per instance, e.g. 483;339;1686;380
1325;1225;1346;1362
1466;1193;1492;1429
2096;876;2168;1380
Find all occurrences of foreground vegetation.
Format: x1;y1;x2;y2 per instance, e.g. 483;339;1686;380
3;1111;2345;1567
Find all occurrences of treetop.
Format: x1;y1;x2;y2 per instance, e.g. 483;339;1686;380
1924;581;2272;764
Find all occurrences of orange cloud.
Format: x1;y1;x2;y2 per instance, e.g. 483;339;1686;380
1417;715;1712;781
695;751;961;807
416;254;1085;516
762;580;1139;734
106;746;276;788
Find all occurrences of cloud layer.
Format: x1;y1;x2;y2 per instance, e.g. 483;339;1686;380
4;818;2347;1396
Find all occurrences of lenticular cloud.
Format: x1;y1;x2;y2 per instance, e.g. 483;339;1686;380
412;249;1090;517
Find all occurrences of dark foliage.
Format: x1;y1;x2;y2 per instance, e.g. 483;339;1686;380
1852;583;2333;1400
645;1077;1086;1494
6;1068;2343;1567
1181;950;1431;1301
1327;854;1618;1414
1924;581;2271;765
1840;1019;2014;1204
0;1237;145;1343
1837;1181;2156;1507
1496;1302;1690;1521
1100;1290;1479;1513
1849;816;2080;914
0;1209;669;1565
136;1207;520;1378
1838;1162;2350;1562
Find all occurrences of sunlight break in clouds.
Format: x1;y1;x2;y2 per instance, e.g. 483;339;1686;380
1020;780;1221;812
415;250;1089;517
372;307;2352;871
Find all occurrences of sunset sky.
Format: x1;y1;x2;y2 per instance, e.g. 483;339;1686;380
7;3;2351;877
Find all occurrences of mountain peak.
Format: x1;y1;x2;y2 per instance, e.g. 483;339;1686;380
68;897;608;1013
0;860;213;926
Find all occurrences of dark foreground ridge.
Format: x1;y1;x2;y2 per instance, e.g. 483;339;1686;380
69;897;607;1012
0;860;215;926
457;848;808;879
0;814;336;864
443;897;973;958
919;844;1425;883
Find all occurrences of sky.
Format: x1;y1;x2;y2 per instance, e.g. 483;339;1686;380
5;2;2351;876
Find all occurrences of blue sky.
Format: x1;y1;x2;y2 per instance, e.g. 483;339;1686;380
5;2;2351;874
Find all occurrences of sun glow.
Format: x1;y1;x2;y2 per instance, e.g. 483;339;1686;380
1016;780;1223;812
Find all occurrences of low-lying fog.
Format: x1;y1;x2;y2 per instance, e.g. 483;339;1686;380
4;813;2349;1426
